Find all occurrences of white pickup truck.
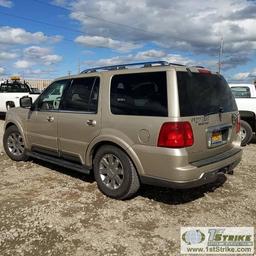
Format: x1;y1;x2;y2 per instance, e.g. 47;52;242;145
0;80;40;114
229;83;256;146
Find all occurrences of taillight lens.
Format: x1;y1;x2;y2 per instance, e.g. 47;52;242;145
236;115;240;134
157;122;194;148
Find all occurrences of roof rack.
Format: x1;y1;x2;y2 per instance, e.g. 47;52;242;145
80;61;184;74
190;65;207;69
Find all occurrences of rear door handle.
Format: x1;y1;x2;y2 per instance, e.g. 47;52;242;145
47;116;54;122
86;119;96;126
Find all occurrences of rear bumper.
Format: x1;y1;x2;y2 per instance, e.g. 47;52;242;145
140;159;240;189
139;148;242;189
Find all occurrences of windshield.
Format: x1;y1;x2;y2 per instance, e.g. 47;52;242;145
177;72;237;116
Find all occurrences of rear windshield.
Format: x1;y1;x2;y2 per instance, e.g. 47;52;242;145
0;82;30;93
177;72;237;116
230;86;251;98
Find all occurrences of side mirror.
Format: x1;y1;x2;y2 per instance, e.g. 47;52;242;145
20;96;32;109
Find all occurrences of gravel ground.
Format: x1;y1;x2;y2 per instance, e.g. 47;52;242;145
0;119;255;256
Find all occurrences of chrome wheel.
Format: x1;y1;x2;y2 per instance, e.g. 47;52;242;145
99;154;124;190
7;132;25;156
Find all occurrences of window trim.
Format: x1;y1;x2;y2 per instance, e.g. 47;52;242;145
32;79;71;112
109;71;168;117
59;76;100;114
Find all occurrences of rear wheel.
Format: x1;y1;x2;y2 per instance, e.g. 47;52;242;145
240;120;253;146
3;125;28;161
93;145;140;199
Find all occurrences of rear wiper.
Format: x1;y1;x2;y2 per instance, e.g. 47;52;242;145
204;107;224;116
204;111;218;116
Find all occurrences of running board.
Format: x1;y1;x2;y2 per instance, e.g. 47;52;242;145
27;152;91;175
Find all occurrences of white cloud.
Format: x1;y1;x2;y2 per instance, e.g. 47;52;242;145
14;60;34;69
0;26;47;45
0;26;62;45
0;67;5;74
84;49;194;67
233;72;251;80
232;68;256;81
24;46;51;58
75;35;142;52
41;55;63;65
22;46;63;66
67;0;256;59
134;49;166;59
0;52;17;60
0;0;13;8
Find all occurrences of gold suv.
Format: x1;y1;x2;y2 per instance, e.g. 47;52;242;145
3;61;242;199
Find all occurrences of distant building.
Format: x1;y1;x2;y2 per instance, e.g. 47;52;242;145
25;79;52;90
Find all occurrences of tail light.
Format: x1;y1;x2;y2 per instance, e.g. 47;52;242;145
236;115;240;134
157;122;194;148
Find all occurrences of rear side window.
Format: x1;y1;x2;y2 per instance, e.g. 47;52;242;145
231;86;251;98
177;72;237;116
61;77;99;113
110;72;168;116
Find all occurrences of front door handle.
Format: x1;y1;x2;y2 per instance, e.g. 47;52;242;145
47;116;54;122
86;119;96;126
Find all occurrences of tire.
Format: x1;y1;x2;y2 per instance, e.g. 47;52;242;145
93;145;140;200
240;120;253;146
3;125;28;161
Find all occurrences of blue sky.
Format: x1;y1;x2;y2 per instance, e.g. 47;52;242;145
0;0;256;82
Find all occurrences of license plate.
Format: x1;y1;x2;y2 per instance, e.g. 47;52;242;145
211;131;222;145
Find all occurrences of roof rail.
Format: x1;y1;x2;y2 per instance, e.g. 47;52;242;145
190;65;207;69
80;61;183;74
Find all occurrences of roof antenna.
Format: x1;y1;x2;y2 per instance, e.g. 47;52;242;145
218;37;224;74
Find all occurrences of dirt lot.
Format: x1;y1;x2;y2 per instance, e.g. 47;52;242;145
0;119;255;256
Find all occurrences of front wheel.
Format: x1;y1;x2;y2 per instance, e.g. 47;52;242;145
3;125;28;161
93;145;140;200
240;120;253;146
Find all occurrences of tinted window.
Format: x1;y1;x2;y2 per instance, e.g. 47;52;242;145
231;86;251;98
111;72;168;116
177;72;237;116
36;80;70;111
61;77;99;112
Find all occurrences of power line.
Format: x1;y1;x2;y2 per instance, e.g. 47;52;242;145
0;11;79;44
0;11;82;34
30;0;161;37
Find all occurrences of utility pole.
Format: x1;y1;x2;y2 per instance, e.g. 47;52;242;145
218;37;224;74
68;71;71;77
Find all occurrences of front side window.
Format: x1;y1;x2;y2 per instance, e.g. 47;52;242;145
60;77;100;113
36;79;70;111
110;72;168;116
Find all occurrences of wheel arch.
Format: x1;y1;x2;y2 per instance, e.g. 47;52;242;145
86;138;145;176
239;110;256;132
4;121;28;148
